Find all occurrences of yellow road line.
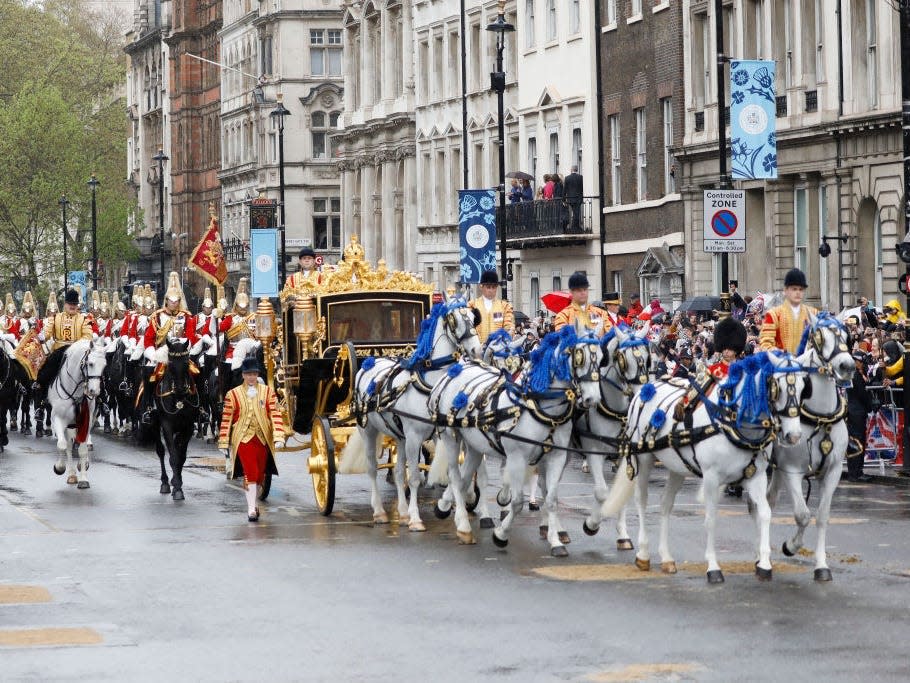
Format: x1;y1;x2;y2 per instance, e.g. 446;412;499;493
0;585;52;604
0;627;102;647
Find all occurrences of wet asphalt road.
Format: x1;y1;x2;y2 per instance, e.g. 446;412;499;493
2;427;910;682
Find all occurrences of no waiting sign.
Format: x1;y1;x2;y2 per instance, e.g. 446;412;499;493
703;190;745;253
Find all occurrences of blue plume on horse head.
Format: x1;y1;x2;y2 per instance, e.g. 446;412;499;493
403;303;447;369
526;326;597;393
797;310;847;355
721;351;776;426
485;328;512;347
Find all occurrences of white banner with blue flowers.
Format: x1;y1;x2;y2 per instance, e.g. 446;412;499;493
730;60;777;180
458;189;497;284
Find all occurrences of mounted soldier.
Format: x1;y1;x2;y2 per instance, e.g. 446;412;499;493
18;292;41;336
111;295;129;338
759;268;816;354
32;289;93;420
195;287;219;362
0;293;22;355
553;271;610;336
218;277;256;376
468;269;514;343
93;292;114;341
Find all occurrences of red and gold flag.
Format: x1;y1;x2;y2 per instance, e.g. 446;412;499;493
188;210;228;286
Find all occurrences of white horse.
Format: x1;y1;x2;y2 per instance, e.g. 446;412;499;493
429;325;602;554
48;338;108;489
769;313;855;581
576;325;652;548
597;350;806;583
350;301;482;530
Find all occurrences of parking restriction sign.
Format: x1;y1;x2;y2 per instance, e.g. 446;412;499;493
703;190;746;253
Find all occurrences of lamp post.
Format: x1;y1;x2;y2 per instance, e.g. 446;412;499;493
59;195;69;292
152;149;169;300
486;1;513;301
270;95;291;288
87;175;100;291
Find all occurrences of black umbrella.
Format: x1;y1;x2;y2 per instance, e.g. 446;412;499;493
675;296;722;314
505;170;535;181
513;310;530;325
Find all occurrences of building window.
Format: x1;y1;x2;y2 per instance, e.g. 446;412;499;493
268;116;278;163
530;275;540;315
311;29;343;76
571;127;582;171
260;36;273;77
609;114;621;205
692;12;709;107
631;0;642;17
745;0;765;60
866;0;878;108
570;0;581;34
612;270;622;298
662;98;675;195
814;0;824;82
548;131;559;173
607;0;616;25
311;111;340;159
546;0;557;41
635;107;647;201
314;197;341;250
552;272;562;292
795;187;808;275
525;0;535;48
528;136;537;183
418;39;429;101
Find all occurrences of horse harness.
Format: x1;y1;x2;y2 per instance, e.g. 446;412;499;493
154;348;200;415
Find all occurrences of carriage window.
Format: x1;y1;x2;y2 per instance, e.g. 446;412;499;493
326;300;423;344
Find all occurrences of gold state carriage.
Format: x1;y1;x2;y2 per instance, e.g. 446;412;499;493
278;236;434;514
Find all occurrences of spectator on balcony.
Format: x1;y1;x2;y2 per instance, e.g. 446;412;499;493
508;179;523;204
564;165;584;231
541;174;555;200
520;178;534;201
552;173;565;199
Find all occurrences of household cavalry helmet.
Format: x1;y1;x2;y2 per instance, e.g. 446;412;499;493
216;285;228;315
142;285;156;313
5;293;16;316
99;292;111;319
164;271;187;310
201;286;214;309
131;286;143;311
21;291;35;317
46;291;59;316
233;277;250;314
91;290;101;315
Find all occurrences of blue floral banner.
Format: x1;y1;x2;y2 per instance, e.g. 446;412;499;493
250;228;279;297
458;189;497;284
730;60;777;180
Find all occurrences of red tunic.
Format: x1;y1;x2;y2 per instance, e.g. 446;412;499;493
142;309;199;349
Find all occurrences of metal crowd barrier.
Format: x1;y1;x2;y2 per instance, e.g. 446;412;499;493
864;385;904;473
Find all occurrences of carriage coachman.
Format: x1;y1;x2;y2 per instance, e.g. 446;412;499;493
278;235;435;514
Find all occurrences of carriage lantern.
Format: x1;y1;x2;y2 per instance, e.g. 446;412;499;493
256;297;277;386
294;295;317;355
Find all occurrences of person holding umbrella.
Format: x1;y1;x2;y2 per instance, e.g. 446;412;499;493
469;269;515;343
553;271;609;335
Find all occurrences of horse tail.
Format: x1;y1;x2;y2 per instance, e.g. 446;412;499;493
338;429;369;474
599;460;636;519
426;436;450;486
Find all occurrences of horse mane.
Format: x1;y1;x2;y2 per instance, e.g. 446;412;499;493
720;351;776;425
403;301;468;370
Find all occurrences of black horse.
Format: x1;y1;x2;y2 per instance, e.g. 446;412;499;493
0;351;37;451
191;349;218;442
152;338;200;500
102;338;136;437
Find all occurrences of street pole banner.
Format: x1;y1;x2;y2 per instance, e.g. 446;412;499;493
730;60;777;180
458;189;497;284
250;228;279;297
703;190;746;253
67;270;88;306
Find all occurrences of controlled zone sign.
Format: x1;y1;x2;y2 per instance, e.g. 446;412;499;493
703;190;746;253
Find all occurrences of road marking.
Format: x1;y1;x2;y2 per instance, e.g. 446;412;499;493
0;627;102;648
0;585;52;604
585;663;703;682
530;561;808;582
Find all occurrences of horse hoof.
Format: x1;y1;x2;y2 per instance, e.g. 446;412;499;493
77;481;90;490
36;428;44;438
160;483;171;495
491;531;508;548
634;557;651;572
53;464;66;475
21;427;31;436
398;515;410;527
616;538;634;551
661;561;678;574
10;424;17;432
814;567;833;582
755;563;773;581
582;520;600;536
706;570;725;584
456;530;476;545
782;541;795;557
172;489;185;501
550;545;569;558
87;444;93;451
434;503;452;519
479;517;494;529
373;513;389;525
66;474;78;485
557;531;571;545
538;525;548;540
408;520;426;532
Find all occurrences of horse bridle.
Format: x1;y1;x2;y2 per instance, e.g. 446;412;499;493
55;348;105;402
613;337;650;386
444;308;479;346
806;323;850;379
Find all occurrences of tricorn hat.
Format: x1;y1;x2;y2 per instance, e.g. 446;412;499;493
713;316;747;355
602;291;621;305
783;268;808;289
479;270;499;286
21;291;35;316
568;271;589;290
298;246;316;259
64;288;80;306
240;356;259;374
234;277;250;312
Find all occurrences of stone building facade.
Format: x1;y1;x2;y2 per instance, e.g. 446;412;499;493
677;0;903;311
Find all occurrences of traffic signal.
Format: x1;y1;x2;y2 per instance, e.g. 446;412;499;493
897;237;910;264
899;273;910;295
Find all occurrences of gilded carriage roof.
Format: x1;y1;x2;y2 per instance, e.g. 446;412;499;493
280;235;434;302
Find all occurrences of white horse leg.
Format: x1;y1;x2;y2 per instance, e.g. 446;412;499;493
703;470;724;583
781;468;811;557
582;451;607;534
392;439;410;524
492;455;525;548
656;471;685;573
404;436;426;532
542;452;569;557
812;455;844;581
76;442;91;490
443;435;474;544
362;427;388;524
472;454;494;528
633;457;653;571
743;465;773;579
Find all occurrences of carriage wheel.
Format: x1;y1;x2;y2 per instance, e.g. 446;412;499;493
258;472;272;501
309;416;336;515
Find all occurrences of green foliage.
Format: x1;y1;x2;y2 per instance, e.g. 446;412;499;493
0;0;138;294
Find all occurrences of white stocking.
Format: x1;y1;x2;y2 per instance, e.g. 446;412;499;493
244;481;258;514
527;471;539;504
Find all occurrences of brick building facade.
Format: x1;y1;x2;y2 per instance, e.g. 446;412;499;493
600;0;685;308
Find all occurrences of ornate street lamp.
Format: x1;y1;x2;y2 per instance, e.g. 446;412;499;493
152;148;169;300
59;194;69;292
270;94;292;288
486;1;514;301
87;175;100;291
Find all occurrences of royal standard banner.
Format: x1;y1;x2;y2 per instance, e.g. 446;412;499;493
188;210;228;285
250;228;279;297
458;189;497;284
730;60;777;180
